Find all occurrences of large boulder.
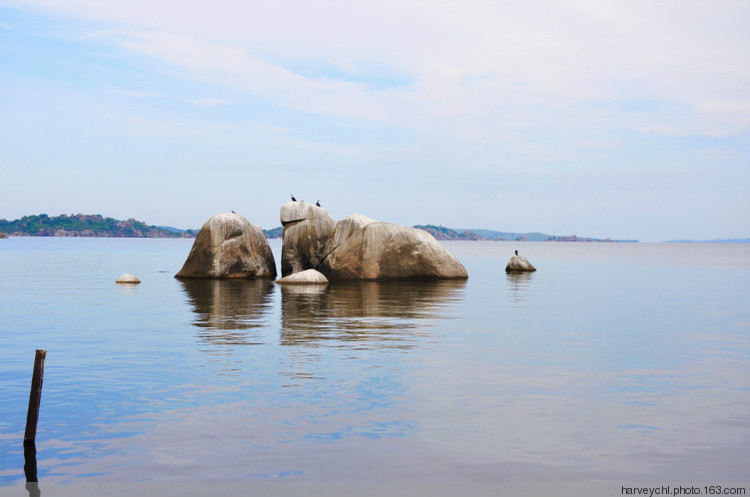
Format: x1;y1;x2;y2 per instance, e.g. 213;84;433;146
175;213;277;279
318;215;468;280
505;254;536;272
280;201;336;276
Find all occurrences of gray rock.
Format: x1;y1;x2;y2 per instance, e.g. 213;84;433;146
175;213;277;279
280;201;336;276
276;268;329;285
116;273;141;284
0;232;8;239
505;255;536;272
318;215;468;280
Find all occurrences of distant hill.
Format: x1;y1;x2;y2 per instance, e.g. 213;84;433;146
0;214;289;240
0;214;198;238
416;225;637;242
413;225;484;240
263;226;283;239
458;228;549;241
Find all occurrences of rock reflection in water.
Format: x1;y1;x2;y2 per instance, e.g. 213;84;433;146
506;272;534;307
280;280;466;348
180;279;274;345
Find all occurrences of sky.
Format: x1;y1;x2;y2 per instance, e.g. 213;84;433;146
0;0;748;242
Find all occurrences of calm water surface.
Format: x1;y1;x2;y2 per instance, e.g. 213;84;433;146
0;238;748;495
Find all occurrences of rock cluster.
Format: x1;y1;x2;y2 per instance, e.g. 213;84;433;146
174;206;468;281
280;206;467;280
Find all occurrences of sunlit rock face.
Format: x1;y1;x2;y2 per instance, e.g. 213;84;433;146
175;213;276;279
505;255;536;273
318;215;468;280
280;201;336;277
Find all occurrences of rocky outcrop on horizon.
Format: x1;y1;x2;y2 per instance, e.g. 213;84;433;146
175;213;276;279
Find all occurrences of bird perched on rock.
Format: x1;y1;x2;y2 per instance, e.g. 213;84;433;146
515;250;518;256
291;194;297;202
231;210;236;214
316;200;321;207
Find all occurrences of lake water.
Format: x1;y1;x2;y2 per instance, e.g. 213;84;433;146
0;238;748;496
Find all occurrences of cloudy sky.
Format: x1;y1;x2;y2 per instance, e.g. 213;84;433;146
1;0;748;241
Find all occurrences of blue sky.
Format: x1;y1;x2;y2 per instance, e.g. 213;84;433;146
1;0;748;241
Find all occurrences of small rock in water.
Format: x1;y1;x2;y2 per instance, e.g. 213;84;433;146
116;273;141;284
275;268;329;285
505;254;536;273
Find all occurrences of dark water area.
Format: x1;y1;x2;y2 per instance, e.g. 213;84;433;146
1;238;748;496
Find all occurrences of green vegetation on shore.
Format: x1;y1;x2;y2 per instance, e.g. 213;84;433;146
262;226;283;239
0;214;197;238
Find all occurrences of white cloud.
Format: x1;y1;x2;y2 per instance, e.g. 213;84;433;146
180;97;233;107
7;0;749;141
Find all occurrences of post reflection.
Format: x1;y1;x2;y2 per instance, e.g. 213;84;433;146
280;280;466;348
23;442;40;497
506;272;534;307
179;279;275;345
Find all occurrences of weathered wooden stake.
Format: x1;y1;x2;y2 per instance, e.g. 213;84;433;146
24;350;46;445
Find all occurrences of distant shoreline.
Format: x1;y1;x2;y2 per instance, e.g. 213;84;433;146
1;213;746;243
2;234;749;244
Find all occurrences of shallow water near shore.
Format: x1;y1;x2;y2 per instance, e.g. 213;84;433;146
0;238;748;495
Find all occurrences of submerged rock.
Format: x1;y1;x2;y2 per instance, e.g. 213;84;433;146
280;201;336;277
275;268;329;285
505;254;536;272
318;215;468;280
175;213;276;279
116;273;141;284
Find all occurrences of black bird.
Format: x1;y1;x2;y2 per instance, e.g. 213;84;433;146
515;250;518;256
316;200;321;207
291;194;297;202
231;210;236;214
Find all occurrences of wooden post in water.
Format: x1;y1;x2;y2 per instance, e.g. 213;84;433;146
24;350;46;445
23;442;38;482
